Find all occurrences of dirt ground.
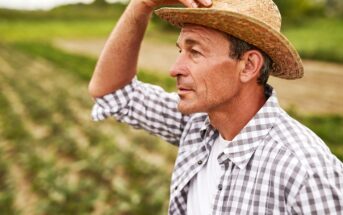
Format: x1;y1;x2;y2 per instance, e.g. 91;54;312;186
54;38;343;115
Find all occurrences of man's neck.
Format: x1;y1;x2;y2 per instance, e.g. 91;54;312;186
208;86;266;141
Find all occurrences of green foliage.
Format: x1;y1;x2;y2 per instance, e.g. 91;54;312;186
0;112;16;214
0;85;32;142
13;42;97;81
274;0;325;24
0;3;126;21
322;0;343;17
0;19;116;42
50;2;126;20
93;0;109;7
283;17;343;63
0;158;16;215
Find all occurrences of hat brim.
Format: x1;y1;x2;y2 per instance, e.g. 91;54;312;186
155;7;304;79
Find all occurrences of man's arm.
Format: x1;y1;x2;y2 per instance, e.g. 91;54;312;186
88;1;152;98
88;0;211;98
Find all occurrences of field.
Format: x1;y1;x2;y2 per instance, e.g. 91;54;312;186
0;3;343;214
0;44;177;214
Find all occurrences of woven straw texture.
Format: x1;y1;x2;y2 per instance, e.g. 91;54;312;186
155;0;304;79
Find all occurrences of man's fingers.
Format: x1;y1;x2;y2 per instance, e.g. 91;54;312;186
157;0;211;8
180;0;212;8
181;0;212;8
197;0;212;7
179;0;197;8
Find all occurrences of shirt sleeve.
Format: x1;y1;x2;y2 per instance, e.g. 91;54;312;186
91;78;189;145
289;171;343;214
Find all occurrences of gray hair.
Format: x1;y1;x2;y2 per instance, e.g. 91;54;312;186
226;35;272;86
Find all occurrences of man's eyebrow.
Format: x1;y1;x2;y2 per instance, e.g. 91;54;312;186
185;39;202;46
176;38;206;48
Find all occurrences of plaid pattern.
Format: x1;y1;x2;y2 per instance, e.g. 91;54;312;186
92;78;343;215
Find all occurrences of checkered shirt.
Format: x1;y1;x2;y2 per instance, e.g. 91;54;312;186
92;78;343;215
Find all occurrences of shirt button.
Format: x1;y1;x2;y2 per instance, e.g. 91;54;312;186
218;184;223;191
174;186;178;191
198;160;203;165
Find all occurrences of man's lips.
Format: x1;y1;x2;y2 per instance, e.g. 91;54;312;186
177;86;194;95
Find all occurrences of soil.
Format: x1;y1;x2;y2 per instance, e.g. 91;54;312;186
54;38;343;115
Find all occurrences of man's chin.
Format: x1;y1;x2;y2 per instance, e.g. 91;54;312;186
177;102;201;115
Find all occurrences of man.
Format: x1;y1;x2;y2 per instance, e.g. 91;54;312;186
89;0;343;214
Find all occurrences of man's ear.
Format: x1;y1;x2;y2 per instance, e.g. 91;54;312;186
240;50;264;83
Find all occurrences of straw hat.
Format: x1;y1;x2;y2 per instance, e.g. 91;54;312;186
155;0;304;79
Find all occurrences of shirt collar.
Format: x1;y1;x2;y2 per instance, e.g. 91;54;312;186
201;85;281;169
200;117;211;139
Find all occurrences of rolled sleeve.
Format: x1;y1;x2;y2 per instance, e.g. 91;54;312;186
92;80;135;121
91;78;189;145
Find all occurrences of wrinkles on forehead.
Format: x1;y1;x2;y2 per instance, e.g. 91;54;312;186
177;24;230;56
178;25;213;46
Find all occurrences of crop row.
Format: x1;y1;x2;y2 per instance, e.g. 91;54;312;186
0;47;174;214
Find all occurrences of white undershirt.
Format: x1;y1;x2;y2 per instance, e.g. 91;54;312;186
187;135;229;215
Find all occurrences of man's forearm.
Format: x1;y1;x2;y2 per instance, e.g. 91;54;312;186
89;1;153;98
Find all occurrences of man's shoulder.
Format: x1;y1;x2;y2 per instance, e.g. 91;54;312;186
272;110;324;144
269;110;341;175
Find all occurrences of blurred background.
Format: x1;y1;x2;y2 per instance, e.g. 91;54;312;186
0;0;342;214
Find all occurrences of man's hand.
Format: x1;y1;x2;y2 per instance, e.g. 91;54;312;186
138;0;212;11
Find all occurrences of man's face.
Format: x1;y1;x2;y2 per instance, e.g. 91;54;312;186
170;25;243;114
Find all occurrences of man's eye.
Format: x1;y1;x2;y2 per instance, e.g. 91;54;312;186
190;49;201;57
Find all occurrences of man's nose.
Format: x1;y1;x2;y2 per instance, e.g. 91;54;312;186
169;55;189;77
